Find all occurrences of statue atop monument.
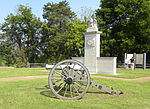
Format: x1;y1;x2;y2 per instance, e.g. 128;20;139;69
87;18;98;32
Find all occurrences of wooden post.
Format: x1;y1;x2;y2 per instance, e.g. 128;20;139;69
143;53;146;70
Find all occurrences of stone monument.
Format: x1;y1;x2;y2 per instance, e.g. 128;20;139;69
84;18;101;73
72;18;117;75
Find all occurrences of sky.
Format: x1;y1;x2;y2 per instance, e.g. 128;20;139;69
0;0;100;24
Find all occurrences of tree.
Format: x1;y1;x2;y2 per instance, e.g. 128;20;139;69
96;0;150;62
0;5;43;67
0;35;16;66
41;0;76;63
64;19;87;58
43;0;75;32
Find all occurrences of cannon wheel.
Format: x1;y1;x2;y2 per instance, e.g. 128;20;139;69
48;60;90;100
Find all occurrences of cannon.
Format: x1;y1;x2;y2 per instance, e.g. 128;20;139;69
48;59;123;100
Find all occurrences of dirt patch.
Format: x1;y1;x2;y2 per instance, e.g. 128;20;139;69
0;67;14;69
130;77;150;82
0;75;150;82
91;75;150;82
40;70;50;72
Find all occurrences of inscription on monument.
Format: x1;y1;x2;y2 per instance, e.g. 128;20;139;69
87;38;95;47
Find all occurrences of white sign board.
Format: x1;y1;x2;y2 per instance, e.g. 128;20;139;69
127;54;133;64
136;54;143;64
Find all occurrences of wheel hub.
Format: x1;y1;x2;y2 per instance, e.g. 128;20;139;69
66;77;73;84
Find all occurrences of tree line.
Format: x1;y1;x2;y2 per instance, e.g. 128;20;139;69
96;0;150;62
0;0;150;67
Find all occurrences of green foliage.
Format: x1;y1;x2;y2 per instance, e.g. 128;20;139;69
1;0;149;65
64;19;88;58
0;5;43;66
0;1;87;65
0;56;5;66
96;0;150;62
0;37;16;66
43;0;75;32
41;1;87;63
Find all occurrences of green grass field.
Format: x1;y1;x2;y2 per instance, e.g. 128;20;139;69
0;68;49;78
0;68;150;79
0;68;150;109
93;68;150;79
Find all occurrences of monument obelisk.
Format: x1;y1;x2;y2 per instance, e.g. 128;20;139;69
84;18;102;73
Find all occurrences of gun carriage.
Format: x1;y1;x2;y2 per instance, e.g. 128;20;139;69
48;59;123;100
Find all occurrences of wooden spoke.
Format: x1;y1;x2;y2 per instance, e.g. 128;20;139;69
59;65;68;76
69;84;73;98
51;78;63;80
64;84;68;97
53;81;64;87
56;83;66;94
54;70;63;76
72;84;80;95
55;78;63;83
74;80;87;83
58;82;64;87
74;82;85;90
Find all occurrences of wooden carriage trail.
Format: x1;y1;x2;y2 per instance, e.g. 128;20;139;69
0;75;150;82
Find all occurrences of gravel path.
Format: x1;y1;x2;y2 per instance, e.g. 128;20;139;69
0;75;150;82
91;75;150;82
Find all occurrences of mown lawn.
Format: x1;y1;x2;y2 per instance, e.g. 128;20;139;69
0;77;150;109
0;68;49;78
93;68;150;79
0;68;150;79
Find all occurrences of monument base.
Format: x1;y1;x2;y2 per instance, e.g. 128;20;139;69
72;57;117;75
96;57;117;75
